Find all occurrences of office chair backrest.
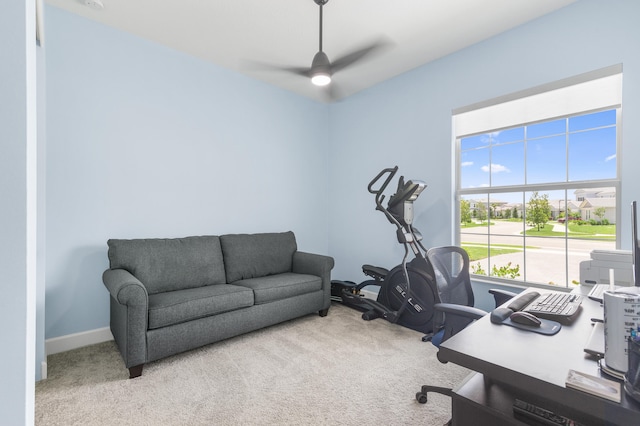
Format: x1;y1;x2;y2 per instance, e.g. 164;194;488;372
426;246;474;308
417;245;516;409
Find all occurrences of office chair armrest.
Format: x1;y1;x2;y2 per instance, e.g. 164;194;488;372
489;289;518;307
429;303;488;347
434;303;487;321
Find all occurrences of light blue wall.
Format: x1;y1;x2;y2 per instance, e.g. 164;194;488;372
43;0;640;344
328;0;640;311
45;6;330;339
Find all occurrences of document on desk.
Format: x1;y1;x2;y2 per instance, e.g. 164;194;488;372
565;369;621;402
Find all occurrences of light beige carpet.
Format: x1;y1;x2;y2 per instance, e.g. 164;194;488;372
36;303;470;425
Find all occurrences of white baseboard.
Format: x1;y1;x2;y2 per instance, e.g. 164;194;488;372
41;361;47;380
46;327;114;355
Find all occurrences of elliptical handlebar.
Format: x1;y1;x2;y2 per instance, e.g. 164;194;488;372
367;166;398;211
367;165;427;234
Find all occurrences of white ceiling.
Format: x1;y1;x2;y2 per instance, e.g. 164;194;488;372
45;0;577;103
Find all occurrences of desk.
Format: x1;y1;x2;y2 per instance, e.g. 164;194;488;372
438;287;640;425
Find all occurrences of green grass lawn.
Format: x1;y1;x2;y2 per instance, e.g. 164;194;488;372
460;221;494;228
462;244;522;261
524;221;615;240
567;223;615;235
461;219;616;240
460;219;616;261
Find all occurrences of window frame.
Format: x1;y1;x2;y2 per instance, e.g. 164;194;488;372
453;84;622;290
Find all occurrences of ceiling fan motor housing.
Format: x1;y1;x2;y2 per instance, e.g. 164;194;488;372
311;51;331;73
311;51;331;86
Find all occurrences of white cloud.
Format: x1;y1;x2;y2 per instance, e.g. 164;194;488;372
481;163;510;173
461;161;473;167
481;131;501;144
605;154;616;162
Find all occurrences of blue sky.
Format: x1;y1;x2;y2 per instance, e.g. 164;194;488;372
460;109;616;204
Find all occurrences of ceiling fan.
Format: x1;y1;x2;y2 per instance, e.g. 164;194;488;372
271;0;388;88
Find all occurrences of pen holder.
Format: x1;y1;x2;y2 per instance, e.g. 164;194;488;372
624;338;640;403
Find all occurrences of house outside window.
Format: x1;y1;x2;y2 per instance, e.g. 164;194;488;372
453;67;622;289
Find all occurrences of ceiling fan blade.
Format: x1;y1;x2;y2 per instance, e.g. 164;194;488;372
324;82;343;102
312;82;338;103
244;61;312;78
280;67;313;78
330;39;391;73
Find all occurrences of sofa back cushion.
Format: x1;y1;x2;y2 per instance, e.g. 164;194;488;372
107;236;226;294
220;232;297;282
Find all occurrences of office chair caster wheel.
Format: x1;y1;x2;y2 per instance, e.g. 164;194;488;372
416;391;428;404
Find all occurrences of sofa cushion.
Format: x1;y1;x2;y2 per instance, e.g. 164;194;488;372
234;272;321;304
107;236;226;294
147;284;254;329
220;232;297;282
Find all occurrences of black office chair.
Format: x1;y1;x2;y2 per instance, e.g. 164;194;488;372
416;246;516;409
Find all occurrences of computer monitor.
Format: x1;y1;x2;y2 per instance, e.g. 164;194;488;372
632;201;640;287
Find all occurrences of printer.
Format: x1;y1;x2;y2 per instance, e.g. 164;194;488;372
580;249;633;286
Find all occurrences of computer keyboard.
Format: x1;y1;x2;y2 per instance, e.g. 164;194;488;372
506;291;582;324
523;292;582;324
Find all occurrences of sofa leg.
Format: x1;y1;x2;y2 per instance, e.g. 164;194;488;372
319;308;329;317
129;364;144;379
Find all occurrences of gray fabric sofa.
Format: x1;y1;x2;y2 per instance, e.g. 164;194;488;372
102;231;334;378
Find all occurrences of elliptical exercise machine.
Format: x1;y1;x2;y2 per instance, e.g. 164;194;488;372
339;166;439;335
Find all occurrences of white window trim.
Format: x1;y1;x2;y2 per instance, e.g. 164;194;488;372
453;64;622;138
452;65;623;288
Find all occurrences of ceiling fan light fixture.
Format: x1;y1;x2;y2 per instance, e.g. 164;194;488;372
310;50;332;86
311;72;331;86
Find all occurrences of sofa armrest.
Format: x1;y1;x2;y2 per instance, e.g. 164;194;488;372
103;268;149;306
102;268;149;370
292;251;335;310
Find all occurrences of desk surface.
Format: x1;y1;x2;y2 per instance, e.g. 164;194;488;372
438;286;640;425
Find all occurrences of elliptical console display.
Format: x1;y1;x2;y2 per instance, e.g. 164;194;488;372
339;166;438;334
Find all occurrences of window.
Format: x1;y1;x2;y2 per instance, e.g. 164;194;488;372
454;67;622;289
